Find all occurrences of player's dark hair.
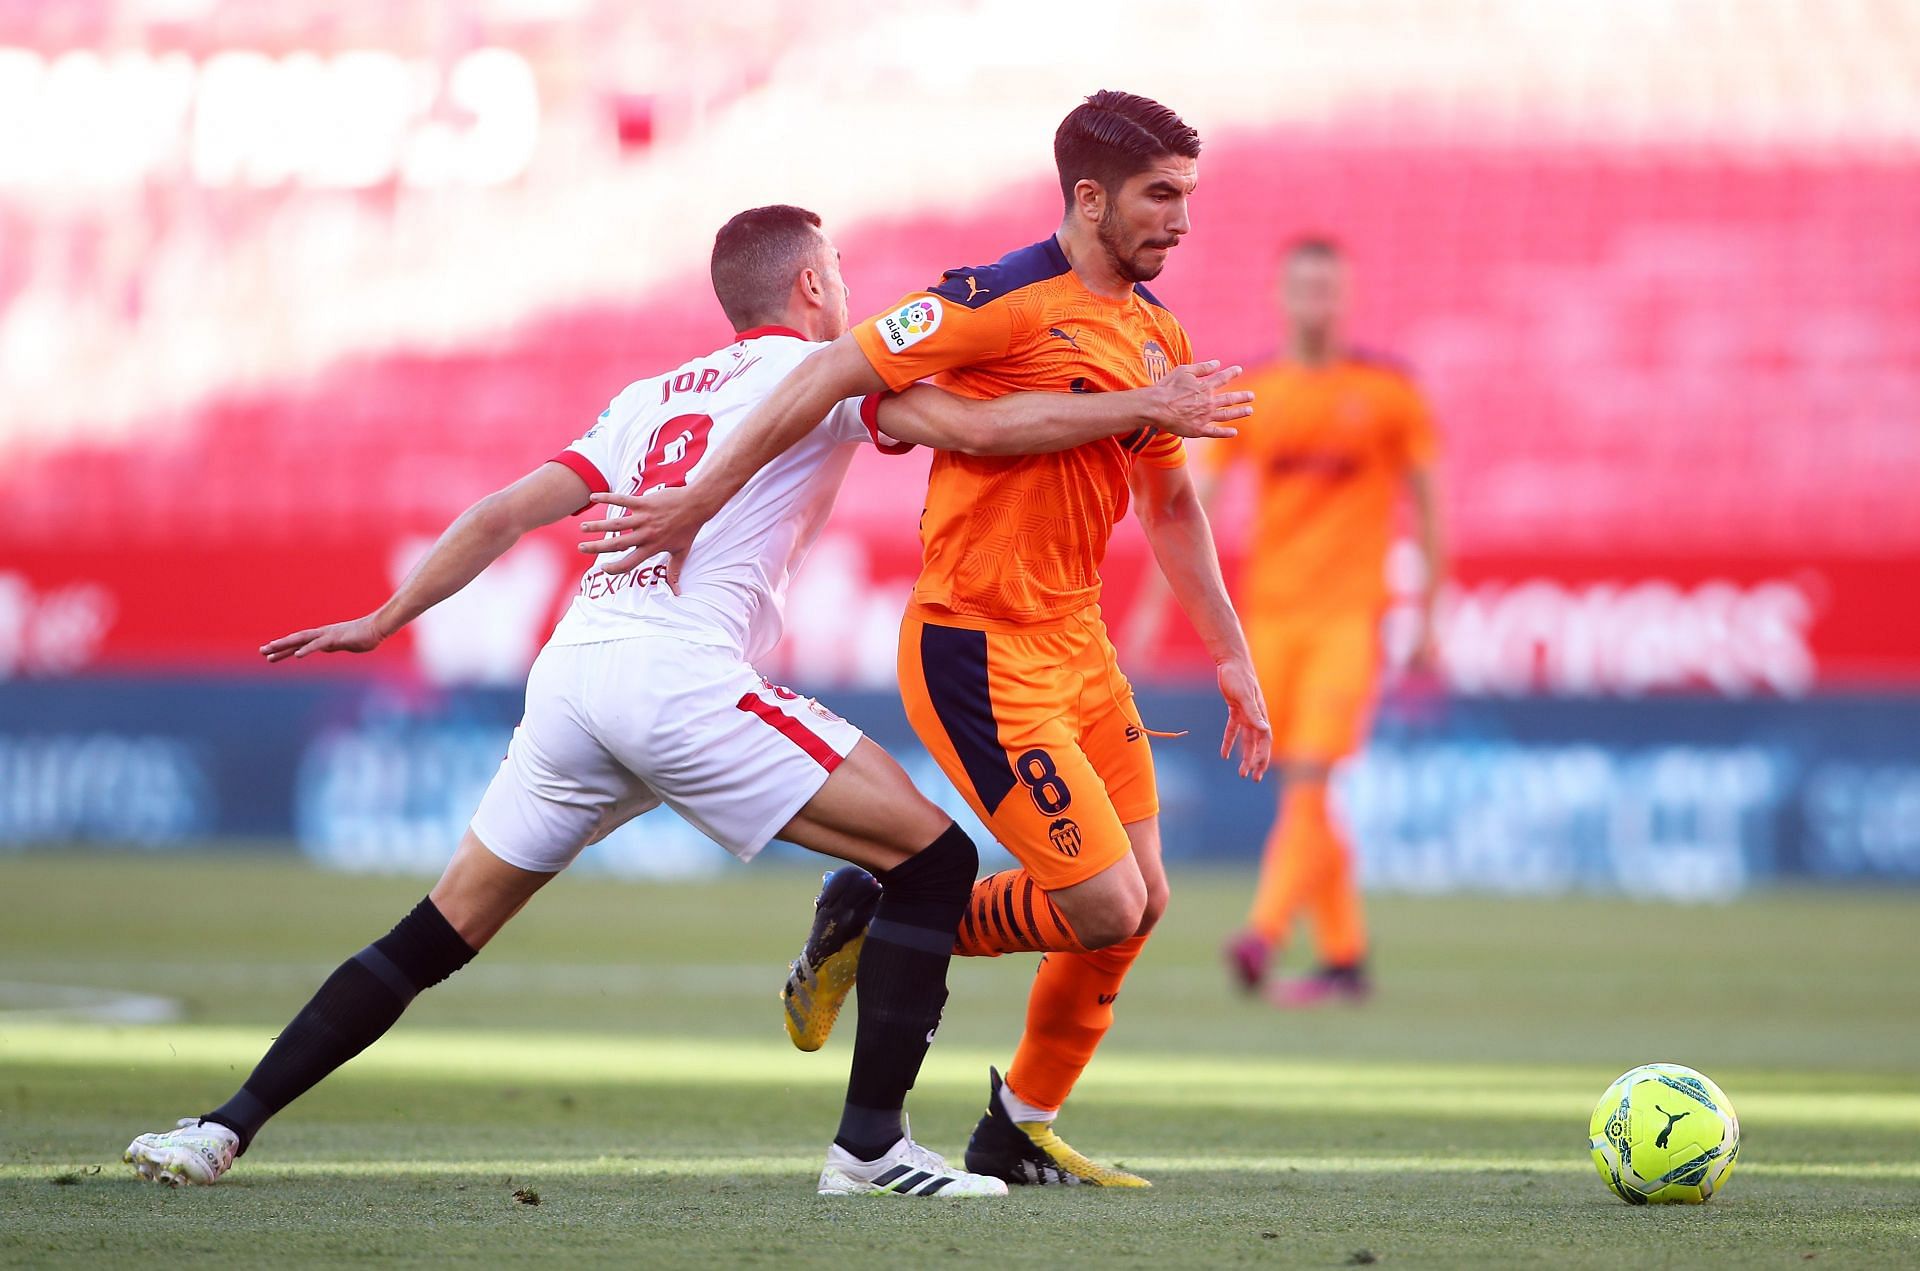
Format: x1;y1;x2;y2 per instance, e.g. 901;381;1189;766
1054;90;1201;209
1284;234;1345;263
710;204;827;330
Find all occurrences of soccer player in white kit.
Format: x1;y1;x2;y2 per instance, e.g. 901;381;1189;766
122;205;1250;1197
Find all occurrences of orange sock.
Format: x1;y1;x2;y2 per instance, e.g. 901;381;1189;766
1004;933;1148;1111
1308;814;1367;967
953;869;1087;958
1245;782;1333;945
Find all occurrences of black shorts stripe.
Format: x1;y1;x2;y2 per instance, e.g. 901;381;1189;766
919;623;1017;815
1020;878;1040;944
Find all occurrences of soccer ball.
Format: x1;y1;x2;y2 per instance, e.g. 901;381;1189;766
1588;1063;1740;1204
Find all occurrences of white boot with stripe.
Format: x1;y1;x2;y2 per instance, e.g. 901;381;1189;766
817;1130;1007;1197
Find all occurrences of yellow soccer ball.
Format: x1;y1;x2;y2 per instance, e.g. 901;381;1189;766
1589;1063;1740;1204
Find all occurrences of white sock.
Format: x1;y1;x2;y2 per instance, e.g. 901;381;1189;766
999;1079;1058;1125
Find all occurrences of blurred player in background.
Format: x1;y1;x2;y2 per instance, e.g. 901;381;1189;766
582;90;1271;1188
1131;236;1446;1005
123;205;1246;1199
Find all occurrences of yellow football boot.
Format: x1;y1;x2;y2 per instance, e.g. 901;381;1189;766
781;867;881;1051
962;1067;1151;1187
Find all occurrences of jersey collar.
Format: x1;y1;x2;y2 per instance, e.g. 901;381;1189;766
734;325;806;341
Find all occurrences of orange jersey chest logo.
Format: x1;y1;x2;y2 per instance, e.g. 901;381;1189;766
1141;339;1171;381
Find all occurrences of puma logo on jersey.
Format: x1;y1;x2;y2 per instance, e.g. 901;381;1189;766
965;276;989;302
1047;326;1080;350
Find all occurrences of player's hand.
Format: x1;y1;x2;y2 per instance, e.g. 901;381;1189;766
577;489;700;587
1146;360;1253;440
261;614;385;662
1216;655;1272;781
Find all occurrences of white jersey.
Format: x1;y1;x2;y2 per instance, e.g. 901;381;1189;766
546;327;908;663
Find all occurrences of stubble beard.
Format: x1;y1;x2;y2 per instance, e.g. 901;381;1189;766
1098;209;1167;284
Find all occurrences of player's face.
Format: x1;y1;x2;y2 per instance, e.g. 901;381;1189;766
1097;156;1196;284
1281;253;1347;335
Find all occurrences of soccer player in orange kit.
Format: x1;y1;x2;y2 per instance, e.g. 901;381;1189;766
578;91;1272;1186
1132;236;1446;1006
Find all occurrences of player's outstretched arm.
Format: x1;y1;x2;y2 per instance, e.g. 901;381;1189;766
578;336;885;581
260;462;589;662
874;361;1251;457
1128;460;1271;780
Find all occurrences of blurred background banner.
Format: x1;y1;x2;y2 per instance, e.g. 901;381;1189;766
5;675;1919;896
2;0;1916;888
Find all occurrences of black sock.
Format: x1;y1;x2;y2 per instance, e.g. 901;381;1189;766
835;823;977;1161
202;897;476;1154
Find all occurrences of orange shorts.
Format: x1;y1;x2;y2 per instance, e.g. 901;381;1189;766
898;605;1156;892
1248;611;1381;763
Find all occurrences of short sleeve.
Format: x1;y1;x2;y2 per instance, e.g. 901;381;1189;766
850;292;1016;392
1137;429;1188;470
548;395;624;514
823;392;915;455
1393;380;1439;469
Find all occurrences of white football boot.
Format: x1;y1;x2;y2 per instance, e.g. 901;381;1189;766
125;1118;239;1186
818;1130;1008;1197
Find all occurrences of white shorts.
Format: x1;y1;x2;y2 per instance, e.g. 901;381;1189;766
469;637;863;872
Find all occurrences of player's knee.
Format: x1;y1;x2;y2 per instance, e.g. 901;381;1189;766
1074;888;1148;950
1136;878;1171;937
879;821;978;902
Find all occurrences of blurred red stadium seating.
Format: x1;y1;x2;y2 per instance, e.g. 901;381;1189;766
4;139;1915;560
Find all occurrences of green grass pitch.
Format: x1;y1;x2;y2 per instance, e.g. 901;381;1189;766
2;851;1916;1267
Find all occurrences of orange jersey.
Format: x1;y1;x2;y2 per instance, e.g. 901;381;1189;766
851;235;1191;627
1210;352;1437;619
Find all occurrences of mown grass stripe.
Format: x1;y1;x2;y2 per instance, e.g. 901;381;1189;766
7;1024;1916;1129
7;1156;1915;1183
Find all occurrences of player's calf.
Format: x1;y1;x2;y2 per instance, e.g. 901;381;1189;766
832;822;977;1161
950;861;1149;958
125;894;479;1177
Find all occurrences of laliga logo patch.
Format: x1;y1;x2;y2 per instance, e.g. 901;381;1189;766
876;297;942;353
1141;339;1171;381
